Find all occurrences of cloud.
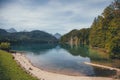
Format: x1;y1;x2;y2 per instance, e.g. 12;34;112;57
0;0;113;34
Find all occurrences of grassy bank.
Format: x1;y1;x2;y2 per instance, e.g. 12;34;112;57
0;50;38;80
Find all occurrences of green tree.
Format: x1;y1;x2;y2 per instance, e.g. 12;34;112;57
61;0;120;58
0;42;11;51
89;0;120;58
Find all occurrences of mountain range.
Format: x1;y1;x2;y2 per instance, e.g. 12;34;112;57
0;28;58;43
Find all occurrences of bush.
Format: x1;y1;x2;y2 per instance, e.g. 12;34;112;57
0;42;10;51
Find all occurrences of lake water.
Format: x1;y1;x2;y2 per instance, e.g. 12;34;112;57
11;43;120;77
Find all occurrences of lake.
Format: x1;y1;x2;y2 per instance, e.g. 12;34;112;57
11;43;120;77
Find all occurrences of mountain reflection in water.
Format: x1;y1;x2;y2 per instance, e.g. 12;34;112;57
11;43;119;77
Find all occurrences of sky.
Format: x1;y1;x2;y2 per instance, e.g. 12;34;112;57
0;0;113;34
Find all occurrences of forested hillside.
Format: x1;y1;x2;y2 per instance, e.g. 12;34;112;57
0;29;58;43
60;28;90;45
60;0;120;58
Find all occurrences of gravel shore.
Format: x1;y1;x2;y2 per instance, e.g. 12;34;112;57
12;53;117;80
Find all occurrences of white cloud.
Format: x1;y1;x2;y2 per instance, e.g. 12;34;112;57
0;0;113;34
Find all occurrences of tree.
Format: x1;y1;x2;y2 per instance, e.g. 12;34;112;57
0;42;11;51
61;0;120;58
89;0;120;58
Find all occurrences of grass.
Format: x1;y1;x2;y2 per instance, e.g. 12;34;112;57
0;50;38;80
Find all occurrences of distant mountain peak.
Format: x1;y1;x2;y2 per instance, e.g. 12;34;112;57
6;28;17;33
20;30;28;32
54;33;61;39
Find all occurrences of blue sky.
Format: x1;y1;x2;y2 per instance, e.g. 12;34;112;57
0;0;112;34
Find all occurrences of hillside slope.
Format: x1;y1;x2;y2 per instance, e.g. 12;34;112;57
0;29;58;43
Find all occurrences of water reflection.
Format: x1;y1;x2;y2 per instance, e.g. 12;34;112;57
11;43;119;77
12;43;57;53
60;44;89;57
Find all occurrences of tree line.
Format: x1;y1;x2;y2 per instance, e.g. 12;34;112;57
0;29;58;43
60;0;120;58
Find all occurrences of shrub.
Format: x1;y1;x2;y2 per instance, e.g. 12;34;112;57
0;42;10;51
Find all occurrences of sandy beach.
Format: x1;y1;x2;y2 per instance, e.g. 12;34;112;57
12;53;118;80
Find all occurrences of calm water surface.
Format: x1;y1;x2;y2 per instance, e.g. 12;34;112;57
11;43;120;77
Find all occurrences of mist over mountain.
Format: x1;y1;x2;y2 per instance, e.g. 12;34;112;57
6;28;17;33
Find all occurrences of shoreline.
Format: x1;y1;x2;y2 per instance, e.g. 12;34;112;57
12;52;117;80
84;62;120;72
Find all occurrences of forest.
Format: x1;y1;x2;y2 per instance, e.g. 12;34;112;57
60;0;120;58
0;29;58;43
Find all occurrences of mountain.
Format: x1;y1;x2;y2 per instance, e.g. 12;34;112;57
54;33;61;39
0;29;58;43
6;28;17;33
22;30;28;32
0;29;7;34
